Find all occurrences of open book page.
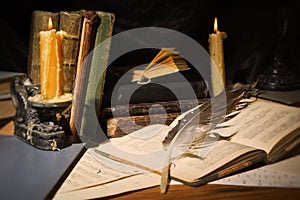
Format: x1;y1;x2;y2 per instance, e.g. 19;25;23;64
210;154;300;188
148;48;177;66
227;99;300;156
53;147;182;200
131;48;189;82
54;172;162;200
96;123;265;184
96;124;172;171
54;148;146;195
170;140;264;183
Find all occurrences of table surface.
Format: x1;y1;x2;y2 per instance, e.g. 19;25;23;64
0;133;85;200
1;119;300;200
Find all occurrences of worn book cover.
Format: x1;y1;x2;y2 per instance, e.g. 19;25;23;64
102;62;209;108
69;10;115;136
101;99;207;137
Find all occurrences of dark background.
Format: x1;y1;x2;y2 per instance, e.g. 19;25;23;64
1;0;300;85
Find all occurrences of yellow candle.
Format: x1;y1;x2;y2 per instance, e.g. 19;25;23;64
208;17;227;97
40;17;65;99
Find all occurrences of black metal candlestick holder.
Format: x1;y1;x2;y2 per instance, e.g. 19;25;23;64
256;7;300;91
11;76;73;151
256;45;300;91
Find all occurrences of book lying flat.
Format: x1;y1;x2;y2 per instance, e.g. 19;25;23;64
0;71;25;100
0;99;15;121
101;99;208;137
95;98;300;187
0;71;25;121
102;68;208;107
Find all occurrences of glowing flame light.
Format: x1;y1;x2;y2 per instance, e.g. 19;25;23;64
48;17;53;30
214;17;218;33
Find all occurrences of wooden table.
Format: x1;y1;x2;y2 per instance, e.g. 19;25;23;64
108;184;300;200
1;120;300;200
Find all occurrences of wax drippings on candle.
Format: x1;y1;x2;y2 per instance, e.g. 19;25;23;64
28;93;73;104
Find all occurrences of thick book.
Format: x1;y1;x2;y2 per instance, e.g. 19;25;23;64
0;71;26;99
0;99;15;122
95;98;300;188
101;99;208;137
106;113;181;138
102;49;209;108
69;10;115;137
103;78;208;107
0;71;26;123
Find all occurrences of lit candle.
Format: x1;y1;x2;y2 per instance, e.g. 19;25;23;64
40;17;65;99
208;17;227;97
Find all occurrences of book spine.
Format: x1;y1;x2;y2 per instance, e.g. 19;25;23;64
59;11;83;93
92;11;115;116
27;11;59;84
69;10;115;138
106;113;180;137
69;10;100;135
101;98;207;118
78;11;115;140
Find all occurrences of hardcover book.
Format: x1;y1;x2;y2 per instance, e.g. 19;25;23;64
101;99;208;137
68;10;115;136
102;59;208;108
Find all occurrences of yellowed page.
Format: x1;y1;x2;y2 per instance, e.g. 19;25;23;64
54;172;161;200
230;99;300;154
170;140;258;182
54;141;182;200
55;148;145;194
147;48;177;67
143;64;178;79
96;124;171;170
210;155;300;188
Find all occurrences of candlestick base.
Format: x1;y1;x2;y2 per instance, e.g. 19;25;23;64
256;56;300;91
256;40;300;91
11;76;76;151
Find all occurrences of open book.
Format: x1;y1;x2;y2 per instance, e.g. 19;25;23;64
131;48;190;83
95;98;300;188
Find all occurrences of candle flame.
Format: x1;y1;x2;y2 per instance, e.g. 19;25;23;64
214;17;218;33
48;17;53;30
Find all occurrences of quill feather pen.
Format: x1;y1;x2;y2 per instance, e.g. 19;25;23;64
160;82;258;194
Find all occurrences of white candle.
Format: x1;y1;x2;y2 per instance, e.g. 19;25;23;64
208;17;227;97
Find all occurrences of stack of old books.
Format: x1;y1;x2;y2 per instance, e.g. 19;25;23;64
100;48;210;137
